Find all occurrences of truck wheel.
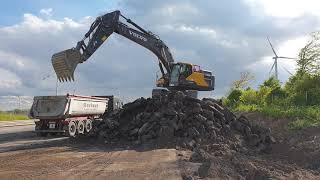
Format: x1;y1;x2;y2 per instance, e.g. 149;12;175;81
67;121;77;137
85;120;93;133
77;120;85;134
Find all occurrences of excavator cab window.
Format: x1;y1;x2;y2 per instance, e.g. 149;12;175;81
180;64;192;78
170;63;192;85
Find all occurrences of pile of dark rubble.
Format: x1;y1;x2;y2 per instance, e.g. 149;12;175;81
93;91;275;152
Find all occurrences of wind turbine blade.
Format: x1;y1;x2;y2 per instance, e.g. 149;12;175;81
269;61;276;75
277;56;296;60
267;37;278;57
281;66;293;76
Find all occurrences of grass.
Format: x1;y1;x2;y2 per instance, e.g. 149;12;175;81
0;112;29;121
233;104;320;131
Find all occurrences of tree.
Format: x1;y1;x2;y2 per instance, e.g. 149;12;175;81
227;89;242;103
260;76;280;89
284;32;320;106
285;73;320;105
232;71;255;89
298;31;320;75
240;89;258;105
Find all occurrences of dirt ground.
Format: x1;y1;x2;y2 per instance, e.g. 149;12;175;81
0;137;183;180
1;113;320;179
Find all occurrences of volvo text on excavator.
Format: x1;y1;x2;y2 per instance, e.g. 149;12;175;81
52;10;215;93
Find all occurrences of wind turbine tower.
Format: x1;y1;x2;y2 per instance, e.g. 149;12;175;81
267;37;296;80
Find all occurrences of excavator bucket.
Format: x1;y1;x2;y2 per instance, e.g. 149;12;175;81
52;48;82;82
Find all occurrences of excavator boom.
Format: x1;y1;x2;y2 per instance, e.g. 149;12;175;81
52;10;173;82
52;10;215;91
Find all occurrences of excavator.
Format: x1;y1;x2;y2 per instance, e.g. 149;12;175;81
52;10;215;95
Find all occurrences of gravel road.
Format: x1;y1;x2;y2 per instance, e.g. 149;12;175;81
0;121;183;180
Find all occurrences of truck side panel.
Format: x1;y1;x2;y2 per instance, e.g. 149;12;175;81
67;97;108;116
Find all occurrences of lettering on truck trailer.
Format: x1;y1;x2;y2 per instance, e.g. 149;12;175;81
129;30;147;42
83;103;99;110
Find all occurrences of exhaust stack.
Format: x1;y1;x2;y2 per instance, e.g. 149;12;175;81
51;48;82;82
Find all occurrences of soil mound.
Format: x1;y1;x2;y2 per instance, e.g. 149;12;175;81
94;91;274;153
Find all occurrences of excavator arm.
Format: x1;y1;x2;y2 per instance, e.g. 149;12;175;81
52;10;174;82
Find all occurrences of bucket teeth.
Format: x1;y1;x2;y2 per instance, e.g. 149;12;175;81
61;76;65;82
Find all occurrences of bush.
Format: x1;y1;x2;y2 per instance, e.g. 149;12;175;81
257;86;272;105
224;32;320;130
240;89;258;105
285;73;320;106
234;104;260;112
226;89;242;107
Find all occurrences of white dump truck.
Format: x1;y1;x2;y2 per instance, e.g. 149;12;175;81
29;94;122;137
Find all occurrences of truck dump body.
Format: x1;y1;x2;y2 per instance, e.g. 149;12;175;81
29;94;113;137
30;95;108;119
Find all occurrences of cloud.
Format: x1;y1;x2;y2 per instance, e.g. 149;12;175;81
0;96;33;111
40;8;53;17
2;13;86;34
0;68;22;89
0;13;92;97
245;0;320;18
246;36;309;84
119;0;319;90
0;1;320;110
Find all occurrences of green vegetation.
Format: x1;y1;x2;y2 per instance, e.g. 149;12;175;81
223;32;320;131
0;110;29;121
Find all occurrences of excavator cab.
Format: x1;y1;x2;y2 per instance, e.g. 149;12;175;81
156;63;215;91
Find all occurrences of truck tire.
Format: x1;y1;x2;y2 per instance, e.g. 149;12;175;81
67;121;77;137
77;120;85;134
85;120;93;133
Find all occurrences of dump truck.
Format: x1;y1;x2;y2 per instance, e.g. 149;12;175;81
29;94;122;137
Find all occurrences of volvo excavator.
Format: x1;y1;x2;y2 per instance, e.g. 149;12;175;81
52;10;215;94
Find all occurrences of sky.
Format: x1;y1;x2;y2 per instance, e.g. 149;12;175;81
0;0;320;110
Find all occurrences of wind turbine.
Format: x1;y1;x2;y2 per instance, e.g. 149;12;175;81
267;37;296;80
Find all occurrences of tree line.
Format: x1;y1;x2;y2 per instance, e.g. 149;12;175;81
224;32;320;108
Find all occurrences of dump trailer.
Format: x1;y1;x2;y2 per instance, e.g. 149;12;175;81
29;94;122;137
